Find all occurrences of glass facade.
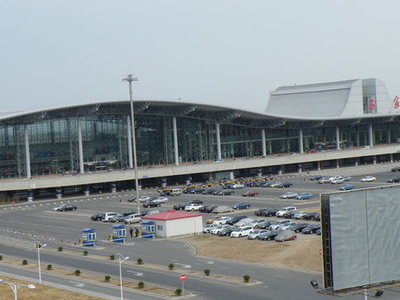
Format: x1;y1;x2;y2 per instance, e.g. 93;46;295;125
0;103;399;179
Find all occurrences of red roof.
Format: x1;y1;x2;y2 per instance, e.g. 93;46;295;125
142;210;202;221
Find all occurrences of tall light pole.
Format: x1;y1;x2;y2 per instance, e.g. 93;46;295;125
123;74;140;214
35;241;47;284
0;279;36;300
116;253;129;300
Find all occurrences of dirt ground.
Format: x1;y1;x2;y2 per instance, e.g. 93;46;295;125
185;234;323;272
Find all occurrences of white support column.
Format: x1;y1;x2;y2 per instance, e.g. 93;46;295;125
24;125;31;178
127;116;133;168
369;124;374;148
261;129;267;156
77;118;85;174
173;117;179;165
299;129;304;154
216;123;222;160
336;126;341;150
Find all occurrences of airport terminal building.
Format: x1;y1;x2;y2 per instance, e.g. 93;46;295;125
1;78;400;198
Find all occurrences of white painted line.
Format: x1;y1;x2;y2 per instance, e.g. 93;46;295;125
69;281;85;287
126;270;143;276
174;263;192;268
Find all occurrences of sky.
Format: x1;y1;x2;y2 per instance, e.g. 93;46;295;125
1;0;400;113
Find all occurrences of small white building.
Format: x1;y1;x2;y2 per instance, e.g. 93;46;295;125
142;210;203;238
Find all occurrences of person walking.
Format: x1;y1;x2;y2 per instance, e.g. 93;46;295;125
129;227;133;238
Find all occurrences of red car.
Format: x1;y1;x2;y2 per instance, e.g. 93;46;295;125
241;191;258;197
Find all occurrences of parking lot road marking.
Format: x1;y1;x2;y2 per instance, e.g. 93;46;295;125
198;259;214;265
126;270;144;276
69;281;85;287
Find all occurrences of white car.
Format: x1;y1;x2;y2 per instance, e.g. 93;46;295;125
250;219;267;228
102;212;119;222
269;220;292;230
231;183;245;189
247;229;269;240
361;176;376;182
124;213;142;224
152;197;168;204
330;176;345;184
233;218;254;227
276;206;297;217
280;192;298;199
293;211;308;219
212;216;232;225
230;226;253;238
185;203;203;211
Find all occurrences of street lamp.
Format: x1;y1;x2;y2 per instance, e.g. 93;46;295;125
123;74;140;214
35;241;47;284
116;253;129;300
0;279;36;300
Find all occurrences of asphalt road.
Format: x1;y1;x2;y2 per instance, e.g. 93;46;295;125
1;162;400;299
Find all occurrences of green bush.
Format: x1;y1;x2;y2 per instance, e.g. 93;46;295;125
74;269;81;276
58;246;63;252
110;254;115;260
137;258;143;265
0;255;3;261
243;275;250;283
22;259;28;265
175;288;182;296
47;264;53;270
168;263;174;270
83;250;88;256
204;269;210;276
104;275;111;282
138;281;144;289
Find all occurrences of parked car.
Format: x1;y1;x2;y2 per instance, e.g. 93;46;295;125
339;184;354;190
280;192;298;199
293;211;308;219
203;188;218;195
302;224;321;234
269;219;292;230
227;215;247;225
254;208;269;216
213;205;234;214
109;214;125;223
330;176;345;184
233;218;254;227
295;193;313;200
210;224;233;235
259;230;281;241
201;205;218;213
259;208;278;217
232;183;245;189
143;200;161;208
387;177;400;183
91;213;105;221
102;212;119;222
185;203;203;211
128;196;150;203
232;202;251;210
190;187;206;194
121;210;136;217
173;203;190;210
203;224;219;233
247;229;269;240
230;226;253;238
309;175;322;181
217;225;235;236
302;212;320;221
275;230;297;242
250;219;267;228
276;182;293;188
317;177;331;184
242;191;259;197
151;197;168;204
212;216;232;225
124;213;142;224
361;176;376;182
276;206;297;217
217;189;235;196
391;167;400;172
255;220;275;229
288;222;309;233
53;204;77;211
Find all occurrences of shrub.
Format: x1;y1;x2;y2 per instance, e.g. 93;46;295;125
137;258;143;265
110;254;115;260
204;269;210;276
168;263;174;270
83;250;88;256
22;259;28;265
243;275;250;283
0;255;3;261
74;269;81;276
175;288;182;296
104;275;111;282
47;264;52;270
138;281;144;289
58;246;63;252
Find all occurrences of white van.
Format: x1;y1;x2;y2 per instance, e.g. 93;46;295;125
124;213;142;224
103;212;118;222
170;189;182;196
